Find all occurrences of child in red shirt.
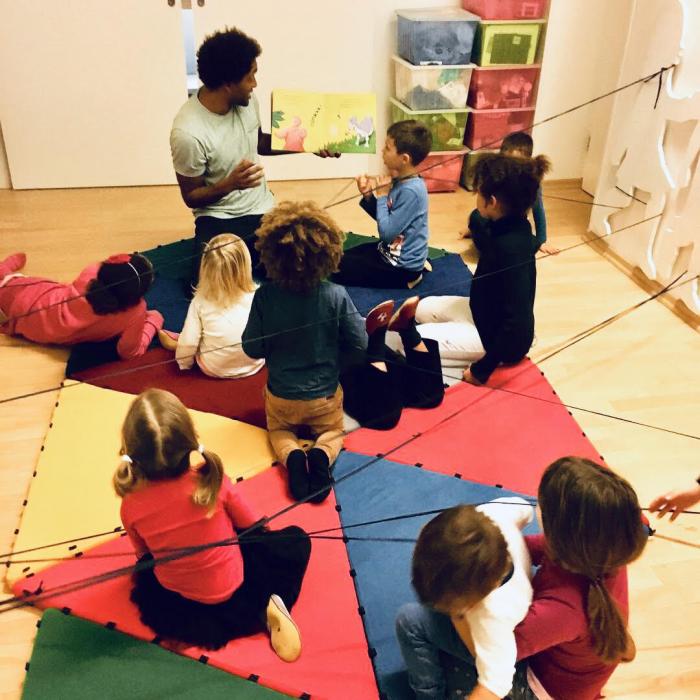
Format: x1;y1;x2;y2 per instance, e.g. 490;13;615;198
115;388;311;658
512;457;648;699
0;252;163;358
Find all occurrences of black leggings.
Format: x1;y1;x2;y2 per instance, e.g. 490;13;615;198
333;242;422;289
341;337;444;430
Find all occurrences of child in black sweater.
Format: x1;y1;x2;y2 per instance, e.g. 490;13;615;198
416;153;550;384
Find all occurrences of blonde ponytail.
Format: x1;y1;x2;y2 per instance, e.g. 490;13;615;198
191;449;224;509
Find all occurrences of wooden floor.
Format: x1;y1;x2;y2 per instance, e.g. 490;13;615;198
1;179;698;699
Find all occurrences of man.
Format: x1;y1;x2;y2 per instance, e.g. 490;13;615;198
170;27;336;280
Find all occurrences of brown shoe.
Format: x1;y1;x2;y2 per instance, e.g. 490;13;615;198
388;296;420;332
365;300;394;336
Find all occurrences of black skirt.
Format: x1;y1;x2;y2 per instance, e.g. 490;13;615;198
130;526;311;650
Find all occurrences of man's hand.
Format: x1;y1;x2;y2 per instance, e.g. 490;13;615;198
315;149;341;158
219;159;264;192
374;174;392;198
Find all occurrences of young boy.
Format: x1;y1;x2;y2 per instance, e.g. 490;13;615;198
416;153;550;385
396;498;534;700
464;132;558;255
242;201;367;504
332;120;432;289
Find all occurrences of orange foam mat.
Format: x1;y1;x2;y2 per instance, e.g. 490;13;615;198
344;360;604;495
7;383;275;585
13;467;379;700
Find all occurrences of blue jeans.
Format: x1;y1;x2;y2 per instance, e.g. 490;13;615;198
395;602;537;699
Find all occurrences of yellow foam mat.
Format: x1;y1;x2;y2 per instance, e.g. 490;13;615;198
6;383;275;586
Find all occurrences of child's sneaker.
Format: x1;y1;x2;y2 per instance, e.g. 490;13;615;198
388;296;420;332
365;300;394;336
1;252;26;276
266;594;301;662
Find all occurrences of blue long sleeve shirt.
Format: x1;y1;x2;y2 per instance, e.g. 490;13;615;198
359;175;429;272
532;187;547;249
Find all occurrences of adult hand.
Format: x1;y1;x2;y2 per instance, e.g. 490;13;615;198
648;483;700;521
374;174;392;198
315;149;341;158
220;159;264;192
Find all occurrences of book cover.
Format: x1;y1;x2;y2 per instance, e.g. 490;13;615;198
271;90;377;154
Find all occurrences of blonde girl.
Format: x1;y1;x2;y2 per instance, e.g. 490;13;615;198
159;233;263;378
115;389;310;658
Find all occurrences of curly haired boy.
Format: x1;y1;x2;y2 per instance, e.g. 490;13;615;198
242;201;367;503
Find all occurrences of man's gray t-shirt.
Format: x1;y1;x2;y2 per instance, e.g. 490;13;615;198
170;91;275;220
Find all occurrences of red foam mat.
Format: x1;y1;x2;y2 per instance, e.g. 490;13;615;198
73;348;267;428
13;467;377;700
344;360;603;495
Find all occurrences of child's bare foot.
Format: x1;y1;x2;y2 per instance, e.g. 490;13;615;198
539;243;560;255
158;329;179;351
266;594;301;662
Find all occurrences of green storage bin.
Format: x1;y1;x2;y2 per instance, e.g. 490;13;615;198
390;97;469;151
472;21;544;66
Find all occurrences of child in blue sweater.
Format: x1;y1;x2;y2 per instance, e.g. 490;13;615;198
333;120;432;289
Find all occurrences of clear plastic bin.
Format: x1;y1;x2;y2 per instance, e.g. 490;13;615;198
460;149;499;190
462;0;548;20
465;107;534;150
468;65;540;109
420;151;464;192
396;7;480;66
472;21;543;66
393;55;474;110
390;97;470;152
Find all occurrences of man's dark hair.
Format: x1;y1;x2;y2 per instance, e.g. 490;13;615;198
500;131;534;157
472;153;551;217
387;120;433;166
197;27;261;89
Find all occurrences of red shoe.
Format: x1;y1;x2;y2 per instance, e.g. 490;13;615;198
1;252;26;275
388;296;420;332
365;300;394;336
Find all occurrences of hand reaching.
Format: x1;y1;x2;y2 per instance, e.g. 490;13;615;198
648;483;700;521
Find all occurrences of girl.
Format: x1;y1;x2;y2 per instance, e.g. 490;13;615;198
0;252;162;358
158;233;264;378
115;388;311;658
416;153;551;385
511;457;648;700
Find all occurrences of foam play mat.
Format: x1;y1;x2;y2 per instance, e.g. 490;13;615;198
344;253;472;317
344;360;604;495
332;451;540;699
23;608;293;699
13;467;378;700
72;348;268;428
7;383;275;585
343;231;448;260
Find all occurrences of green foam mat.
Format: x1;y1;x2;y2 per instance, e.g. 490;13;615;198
22;609;293;699
343;231;448;260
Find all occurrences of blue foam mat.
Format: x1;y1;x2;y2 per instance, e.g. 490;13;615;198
333;450;540;700
344;253;472;316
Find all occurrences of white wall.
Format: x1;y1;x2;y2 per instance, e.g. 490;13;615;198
0;0;635;188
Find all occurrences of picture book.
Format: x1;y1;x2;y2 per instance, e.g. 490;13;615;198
271;90;377;154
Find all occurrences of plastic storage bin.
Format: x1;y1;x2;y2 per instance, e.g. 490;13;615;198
390;97;470;151
393;55;474;110
396;8;480;66
462;0;548;20
465;107;534;150
468;65;540;109
420;152;464;192
472;21;543;66
460;149;498;190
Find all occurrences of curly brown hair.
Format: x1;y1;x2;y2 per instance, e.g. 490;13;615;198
255;201;345;293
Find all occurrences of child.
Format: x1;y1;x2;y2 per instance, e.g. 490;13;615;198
332;120;432;289
341;296;445;430
464;132;558;255
242;201;367;503
0;252;163;358
116;388;311;658
649;476;700;521
395;497;534;700
416;153;551;385
512;457;648;699
158;233;264;378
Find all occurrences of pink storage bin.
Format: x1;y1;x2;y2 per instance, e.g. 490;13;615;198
465;107;534;150
462;0;548;20
420;152;464;192
468;65;540;109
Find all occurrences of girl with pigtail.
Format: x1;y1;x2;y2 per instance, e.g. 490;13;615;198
0;251;162;358
115;389;310;660
511;457;648;700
